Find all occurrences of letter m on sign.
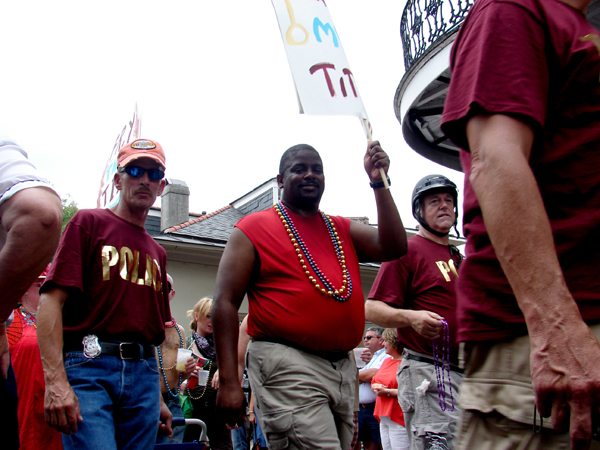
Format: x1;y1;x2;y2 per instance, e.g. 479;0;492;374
271;0;368;118
313;18;339;47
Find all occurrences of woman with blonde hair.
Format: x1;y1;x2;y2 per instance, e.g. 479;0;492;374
182;297;232;449
371;328;409;450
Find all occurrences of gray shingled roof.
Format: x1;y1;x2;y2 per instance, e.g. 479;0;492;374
145;215;162;237
163;205;245;244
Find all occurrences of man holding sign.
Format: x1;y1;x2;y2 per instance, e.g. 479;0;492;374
213;142;407;450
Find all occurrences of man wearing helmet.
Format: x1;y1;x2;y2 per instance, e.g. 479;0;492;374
366;174;463;450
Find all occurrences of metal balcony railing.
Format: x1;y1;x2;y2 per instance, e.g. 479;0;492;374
401;0;475;71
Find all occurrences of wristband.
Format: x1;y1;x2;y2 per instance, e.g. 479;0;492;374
370;177;391;189
386;389;391;397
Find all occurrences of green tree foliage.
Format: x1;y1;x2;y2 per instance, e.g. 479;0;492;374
62;197;79;232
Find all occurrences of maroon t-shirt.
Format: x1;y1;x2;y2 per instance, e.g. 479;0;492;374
441;0;600;342
237;207;365;352
42;208;170;346
368;235;460;365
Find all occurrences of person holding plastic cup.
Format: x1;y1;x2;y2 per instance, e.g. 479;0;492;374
183;297;232;449
156;274;196;445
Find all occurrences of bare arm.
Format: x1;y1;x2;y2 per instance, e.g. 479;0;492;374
365;300;443;340
0;187;62;321
212;228;257;427
372;384;397;398
350;141;407;263
237;315;250;385
466;113;600;449
358;368;379;383
37;286;82;435
179;326;196;381
158;398;173;438
0;188;61;378
248;391;257;424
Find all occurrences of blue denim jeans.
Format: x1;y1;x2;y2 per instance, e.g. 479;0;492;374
253;417;268;448
231;423;249;450
358;404;382;443
61;351;161;450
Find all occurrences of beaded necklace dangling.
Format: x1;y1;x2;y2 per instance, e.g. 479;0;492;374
432;319;455;411
20;306;37;329
157;319;183;399
275;201;353;302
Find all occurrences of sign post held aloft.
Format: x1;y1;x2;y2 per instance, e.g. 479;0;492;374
271;0;389;188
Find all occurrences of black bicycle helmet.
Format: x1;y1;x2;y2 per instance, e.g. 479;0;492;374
412;174;459;237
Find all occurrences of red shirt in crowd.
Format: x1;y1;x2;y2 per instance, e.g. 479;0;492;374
237;206;364;351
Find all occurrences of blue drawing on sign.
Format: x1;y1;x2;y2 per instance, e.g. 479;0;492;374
313;18;339;47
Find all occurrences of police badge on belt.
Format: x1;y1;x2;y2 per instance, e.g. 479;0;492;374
425;435;449;450
82;334;102;358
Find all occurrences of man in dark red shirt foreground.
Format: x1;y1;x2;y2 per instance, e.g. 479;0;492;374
441;0;600;448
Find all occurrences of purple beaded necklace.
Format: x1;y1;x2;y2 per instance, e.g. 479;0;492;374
432;319;454;411
275;202;352;302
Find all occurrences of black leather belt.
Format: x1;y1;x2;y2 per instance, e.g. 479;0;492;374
64;341;155;361
253;337;349;362
359;403;376;409
406;353;463;374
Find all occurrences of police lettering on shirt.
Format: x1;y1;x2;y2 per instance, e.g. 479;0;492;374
101;245;163;291
435;259;458;282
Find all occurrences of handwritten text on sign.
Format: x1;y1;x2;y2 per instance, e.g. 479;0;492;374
272;0;368;118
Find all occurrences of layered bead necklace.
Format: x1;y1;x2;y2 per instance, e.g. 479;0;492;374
20;306;36;328
157;320;183;399
275;201;352;302
432;319;454;411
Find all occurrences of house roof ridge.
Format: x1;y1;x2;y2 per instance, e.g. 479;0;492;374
163;204;233;234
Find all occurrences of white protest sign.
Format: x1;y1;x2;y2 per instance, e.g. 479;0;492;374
272;0;387;186
97;104;142;208
272;0;368;119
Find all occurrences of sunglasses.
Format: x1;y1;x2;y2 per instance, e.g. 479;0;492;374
119;166;165;181
364;336;375;341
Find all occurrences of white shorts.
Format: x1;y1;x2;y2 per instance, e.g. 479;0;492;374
0;139;58;206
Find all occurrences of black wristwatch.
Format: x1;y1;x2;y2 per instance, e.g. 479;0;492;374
370;177;391;189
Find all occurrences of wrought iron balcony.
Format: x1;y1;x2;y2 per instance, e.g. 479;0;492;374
396;0;600;171
401;0;474;71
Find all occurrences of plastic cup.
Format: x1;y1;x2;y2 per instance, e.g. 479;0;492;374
176;348;192;371
196;369;209;386
354;348;366;368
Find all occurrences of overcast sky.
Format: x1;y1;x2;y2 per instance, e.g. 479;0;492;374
0;0;464;230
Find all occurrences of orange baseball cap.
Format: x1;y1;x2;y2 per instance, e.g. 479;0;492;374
117;139;166;169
